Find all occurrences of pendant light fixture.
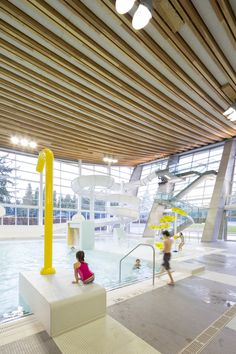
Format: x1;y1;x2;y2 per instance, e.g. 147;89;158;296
132;0;152;30
223;102;236;121
115;0;136;15
115;0;152;30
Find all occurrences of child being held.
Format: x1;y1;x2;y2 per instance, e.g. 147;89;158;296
72;250;94;284
133;258;141;269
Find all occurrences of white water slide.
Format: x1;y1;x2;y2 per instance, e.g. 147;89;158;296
71;175;142;229
69;169;217;234
70;170;174;229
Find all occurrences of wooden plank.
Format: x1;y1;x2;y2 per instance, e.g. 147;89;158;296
151;9;231;104
215;0;236;43
1;39;231;139
1;67;222;143
1;1;229;127
173;0;236;87
221;83;236;101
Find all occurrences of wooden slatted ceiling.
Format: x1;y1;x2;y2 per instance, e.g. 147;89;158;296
0;0;235;166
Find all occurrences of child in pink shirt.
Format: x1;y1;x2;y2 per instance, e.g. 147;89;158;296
72;250;94;284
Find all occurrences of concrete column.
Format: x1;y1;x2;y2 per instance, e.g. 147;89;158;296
202;139;236;242
167;155;179;196
129;165;142;196
78;160;82;214
90;193;94;221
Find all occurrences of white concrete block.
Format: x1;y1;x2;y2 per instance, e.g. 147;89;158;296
173;261;205;275
80;221;95;249
19;271;106;337
113;227;125;239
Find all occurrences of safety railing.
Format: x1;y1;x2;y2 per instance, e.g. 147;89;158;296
119;243;156;286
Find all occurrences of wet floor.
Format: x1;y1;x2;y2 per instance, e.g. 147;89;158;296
185;253;236;276
108;248;236;354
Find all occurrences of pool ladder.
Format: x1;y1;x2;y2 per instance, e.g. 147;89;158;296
119;243;156;286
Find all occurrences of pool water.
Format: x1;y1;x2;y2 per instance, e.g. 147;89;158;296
0;240;153;321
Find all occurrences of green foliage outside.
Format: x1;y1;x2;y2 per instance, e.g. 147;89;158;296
0;155;14;203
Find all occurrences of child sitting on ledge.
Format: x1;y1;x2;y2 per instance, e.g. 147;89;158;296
72;250;94;284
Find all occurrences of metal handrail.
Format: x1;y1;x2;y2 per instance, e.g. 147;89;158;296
119;243;156;286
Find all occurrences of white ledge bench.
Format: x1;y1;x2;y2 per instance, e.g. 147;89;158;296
19;271;106;337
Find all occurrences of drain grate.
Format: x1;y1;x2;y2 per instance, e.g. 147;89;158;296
212;315;230;329
225;306;236;317
196;332;211;344
201;326;218;337
178;305;236;353
181;349;194;354
181;340;202;353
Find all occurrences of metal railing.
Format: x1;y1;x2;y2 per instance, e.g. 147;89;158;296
119;243;156;286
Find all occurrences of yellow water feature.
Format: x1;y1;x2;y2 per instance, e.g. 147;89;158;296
36;148;56;275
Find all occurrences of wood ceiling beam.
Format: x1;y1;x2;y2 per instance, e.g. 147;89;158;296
151;7;231;104
1;94;201;156
1;68;222;145
0;132;148;166
171;0;236;88
221;83;236;102
0;35;234;138
0;83;209;150
98;0;227;111
0;114;188;165
0;115;162;159
0;101;183;155
0;14;229;138
0;115;161;156
1;1;231;131
0;64;216;145
211;0;236;46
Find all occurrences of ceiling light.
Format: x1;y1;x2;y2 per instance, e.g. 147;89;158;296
29;141;37;149
229;112;236;121
10;136;38;149
103;156;118;164
11;136;19;144
224;103;236;122
132;0;152;30
20;138;29;147
115;0;136;14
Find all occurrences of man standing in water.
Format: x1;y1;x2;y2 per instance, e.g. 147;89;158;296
162;230;174;285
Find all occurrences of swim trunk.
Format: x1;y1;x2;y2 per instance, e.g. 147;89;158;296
162;253;171;270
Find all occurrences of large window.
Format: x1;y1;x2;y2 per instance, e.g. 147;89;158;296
137;144;224;226
174;145;223;207
138;158;168;222
0;149;133;225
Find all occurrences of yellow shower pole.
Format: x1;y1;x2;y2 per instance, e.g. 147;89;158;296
36;148;56;275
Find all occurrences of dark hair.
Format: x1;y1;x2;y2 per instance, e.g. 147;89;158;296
136;259;140;262
162;230;170;237
76;250;85;262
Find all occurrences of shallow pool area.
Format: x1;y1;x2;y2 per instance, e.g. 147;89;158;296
0;239;154;321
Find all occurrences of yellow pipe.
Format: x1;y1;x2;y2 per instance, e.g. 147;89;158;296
36;148;56;275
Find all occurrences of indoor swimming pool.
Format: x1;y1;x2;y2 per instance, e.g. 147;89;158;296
0;239;153;322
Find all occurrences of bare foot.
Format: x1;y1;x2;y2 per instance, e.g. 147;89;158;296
167;282;175;286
